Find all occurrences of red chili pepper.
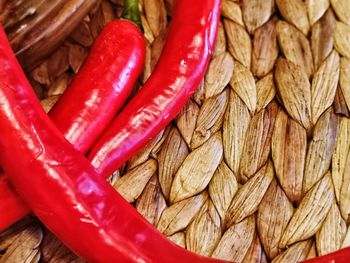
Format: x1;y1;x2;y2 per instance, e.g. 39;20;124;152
88;0;220;178
0;20;145;231
0;173;29;229
301;247;350;263
0;21;229;263
49;20;145;154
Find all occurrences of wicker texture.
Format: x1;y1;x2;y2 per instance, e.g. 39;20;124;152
1;0;350;262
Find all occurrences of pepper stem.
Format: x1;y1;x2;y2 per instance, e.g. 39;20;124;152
122;0;141;29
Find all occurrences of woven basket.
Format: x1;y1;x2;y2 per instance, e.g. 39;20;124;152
1;0;350;262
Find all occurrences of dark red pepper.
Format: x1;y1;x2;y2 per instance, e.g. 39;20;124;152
0;22;229;262
0;19;145;231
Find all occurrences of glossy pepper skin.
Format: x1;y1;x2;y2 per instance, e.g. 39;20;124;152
0;25;229;263
0;20;145;231
0;174;29;230
88;0;220;178
49;20;145;154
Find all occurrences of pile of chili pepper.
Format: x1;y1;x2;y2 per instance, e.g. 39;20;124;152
0;0;229;262
1;1;349;262
0;18;146;231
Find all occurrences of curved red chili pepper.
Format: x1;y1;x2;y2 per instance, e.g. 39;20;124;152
0;22;228;263
88;0;220;178
0;20;145;231
50;19;145;153
301;247;350;263
0;173;29;229
0;0;219;232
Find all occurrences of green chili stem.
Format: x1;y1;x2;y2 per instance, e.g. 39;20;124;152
122;0;141;29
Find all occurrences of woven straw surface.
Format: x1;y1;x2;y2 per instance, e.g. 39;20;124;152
1;0;350;262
